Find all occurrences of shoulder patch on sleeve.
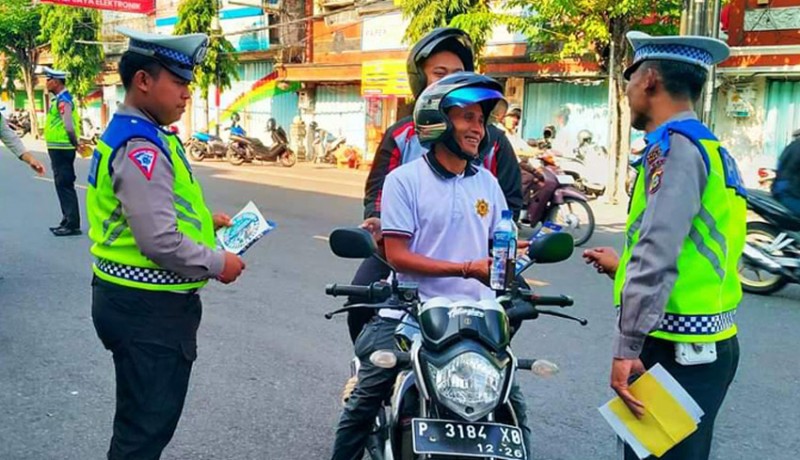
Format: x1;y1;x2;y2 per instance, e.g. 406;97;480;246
58;101;67;115
128;147;158;180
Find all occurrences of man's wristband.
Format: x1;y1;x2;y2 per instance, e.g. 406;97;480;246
461;261;473;279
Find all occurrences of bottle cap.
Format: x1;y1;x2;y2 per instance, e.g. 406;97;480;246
501;210;512;219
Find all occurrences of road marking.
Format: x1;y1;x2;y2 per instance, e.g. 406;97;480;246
525;278;550;287
34;176;88;190
313;235;329;242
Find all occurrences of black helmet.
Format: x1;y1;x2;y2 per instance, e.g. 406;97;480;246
231;111;241;123
267;118;276;131
414;72;506;161
407;28;475;99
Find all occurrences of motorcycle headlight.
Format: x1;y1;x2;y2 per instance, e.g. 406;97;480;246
426;352;506;422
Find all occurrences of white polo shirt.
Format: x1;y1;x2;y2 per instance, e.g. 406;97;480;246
381;151;508;303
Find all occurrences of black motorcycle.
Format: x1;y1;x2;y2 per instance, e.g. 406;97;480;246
324;228;586;460
738;189;800;295
227;118;297;167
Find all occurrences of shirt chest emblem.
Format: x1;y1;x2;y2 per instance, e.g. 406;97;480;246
475;198;490;218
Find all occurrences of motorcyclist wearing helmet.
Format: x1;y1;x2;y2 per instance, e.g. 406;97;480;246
772;129;800;216
349;27;522;343
330;73;531;460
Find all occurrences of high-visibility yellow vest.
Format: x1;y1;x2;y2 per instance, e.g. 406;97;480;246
86;114;216;291
614;119;747;343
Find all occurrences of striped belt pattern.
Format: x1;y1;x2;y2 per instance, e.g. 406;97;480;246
95;259;203;286
658;309;736;335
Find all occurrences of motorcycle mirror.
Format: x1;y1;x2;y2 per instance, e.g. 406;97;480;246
329;227;377;259
527;232;574;264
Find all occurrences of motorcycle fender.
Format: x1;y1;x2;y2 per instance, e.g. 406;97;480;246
390;371;417;429
553;187;589;205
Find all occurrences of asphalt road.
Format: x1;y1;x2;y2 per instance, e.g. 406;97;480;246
1;147;798;460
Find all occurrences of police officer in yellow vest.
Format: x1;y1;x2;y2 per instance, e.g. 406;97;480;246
583;32;746;460
42;67;83;236
87;28;246;459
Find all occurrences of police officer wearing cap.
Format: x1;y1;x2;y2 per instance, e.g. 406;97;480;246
42;67;82;236
87;28;246;459
583;32;745;460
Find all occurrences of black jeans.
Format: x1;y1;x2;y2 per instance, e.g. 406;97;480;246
92;277;201;460
331;317;532;460
48;148;80;229
345;255;392;343
624;336;740;460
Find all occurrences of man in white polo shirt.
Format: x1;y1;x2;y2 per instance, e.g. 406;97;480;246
330;72;530;460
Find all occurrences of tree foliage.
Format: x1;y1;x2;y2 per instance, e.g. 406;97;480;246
39;5;104;105
0;0;44;137
174;0;239;101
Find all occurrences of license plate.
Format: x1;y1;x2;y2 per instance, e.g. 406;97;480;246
556;174;575;185
412;418;527;459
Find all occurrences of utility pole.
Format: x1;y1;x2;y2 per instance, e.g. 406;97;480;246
213;0;222;137
702;0;722;128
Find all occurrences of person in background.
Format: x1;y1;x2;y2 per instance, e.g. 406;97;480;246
41;67;82;236
772;129;800;216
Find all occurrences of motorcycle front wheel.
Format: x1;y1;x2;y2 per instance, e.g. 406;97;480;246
738;221;789;295
226;145;246;166
280;150;297;167
550;197;595;246
186;140;206;162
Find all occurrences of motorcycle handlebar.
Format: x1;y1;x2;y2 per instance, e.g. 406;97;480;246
325;283;391;303
530;295;574;308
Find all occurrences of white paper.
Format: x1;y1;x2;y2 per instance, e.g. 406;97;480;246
599;403;652;459
216;201;275;256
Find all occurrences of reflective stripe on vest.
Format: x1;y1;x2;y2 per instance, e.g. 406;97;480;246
86;114;216;291
613;119;747;343
45;92;81;149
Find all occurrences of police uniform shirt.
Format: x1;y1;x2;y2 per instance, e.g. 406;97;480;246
615;110;707;358
381;151;508;303
54;89;79;147
0;113;27;158
109;104;225;279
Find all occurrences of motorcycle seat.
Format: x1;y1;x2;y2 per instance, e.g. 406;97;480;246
747;189;800;231
193;132;221;142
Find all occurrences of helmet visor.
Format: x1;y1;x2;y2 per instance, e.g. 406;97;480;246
442;87;507;120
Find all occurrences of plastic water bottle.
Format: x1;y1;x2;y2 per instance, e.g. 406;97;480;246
491;210;518;290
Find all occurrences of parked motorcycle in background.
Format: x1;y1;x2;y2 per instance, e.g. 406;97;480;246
324;228;586;460
185;113;246;162
738;188;800;295
226;117;297;167
6;110;31;138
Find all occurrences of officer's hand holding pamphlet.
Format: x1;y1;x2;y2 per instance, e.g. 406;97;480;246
216;201;276;256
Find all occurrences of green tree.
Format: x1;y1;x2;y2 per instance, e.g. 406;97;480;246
0;0;44;138
399;0;683;203
39;5;104;112
174;0;239;131
402;0;493;53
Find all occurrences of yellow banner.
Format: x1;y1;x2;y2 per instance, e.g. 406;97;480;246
361;60;411;97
